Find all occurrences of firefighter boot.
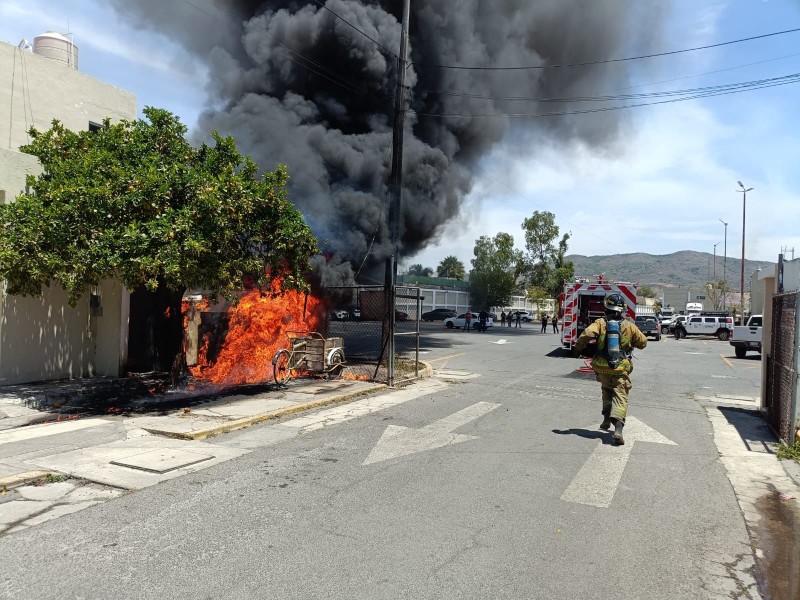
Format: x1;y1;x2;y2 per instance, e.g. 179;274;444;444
600;416;612;430
612;420;625;445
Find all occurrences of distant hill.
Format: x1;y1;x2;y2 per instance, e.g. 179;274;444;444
565;251;775;289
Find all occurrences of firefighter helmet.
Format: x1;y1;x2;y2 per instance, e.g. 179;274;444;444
604;293;626;315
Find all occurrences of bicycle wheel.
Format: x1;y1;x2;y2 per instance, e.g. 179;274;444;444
326;349;345;380
273;349;293;385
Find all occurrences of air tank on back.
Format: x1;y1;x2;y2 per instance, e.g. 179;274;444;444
33;31;78;70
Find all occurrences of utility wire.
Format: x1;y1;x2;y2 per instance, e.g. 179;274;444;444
598;52;800;95
411;26;800;70
310;0;397;57
415;71;800;104
177;0;220;19
411;72;800;118
277;41;393;103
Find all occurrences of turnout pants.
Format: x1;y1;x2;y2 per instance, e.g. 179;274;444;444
595;371;633;423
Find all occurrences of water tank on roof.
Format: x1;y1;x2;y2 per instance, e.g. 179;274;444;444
33;31;78;70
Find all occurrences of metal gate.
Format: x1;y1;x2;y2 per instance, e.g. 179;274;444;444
766;292;799;443
321;285;421;386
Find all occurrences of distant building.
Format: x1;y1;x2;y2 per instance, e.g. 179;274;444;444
0;36;136;384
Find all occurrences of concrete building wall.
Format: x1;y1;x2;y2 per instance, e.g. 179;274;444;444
0;149;41;204
662;287;712;313
0;41;135;152
0;40;136;384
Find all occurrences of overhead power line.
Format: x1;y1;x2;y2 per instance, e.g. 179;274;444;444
416;71;800;104
411;26;800;71
412;71;800;118
310;0;397;57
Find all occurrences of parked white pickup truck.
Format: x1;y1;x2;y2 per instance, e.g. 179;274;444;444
730;315;762;358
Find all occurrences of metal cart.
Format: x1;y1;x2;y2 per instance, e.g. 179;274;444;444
272;331;345;385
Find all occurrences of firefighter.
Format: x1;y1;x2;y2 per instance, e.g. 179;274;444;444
572;293;648;445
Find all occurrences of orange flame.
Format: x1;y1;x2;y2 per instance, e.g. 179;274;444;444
189;284;324;385
342;372;369;381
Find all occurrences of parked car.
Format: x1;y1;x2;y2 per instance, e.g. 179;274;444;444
658;315;673;334
634;315;661;341
730;314;762;358
395;309;409;322
674;314;733;340
444;313;493;330
347;305;361;320
421;308;457;322
507;310;533;322
330;308;349;321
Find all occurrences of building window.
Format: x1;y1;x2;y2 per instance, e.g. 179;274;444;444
88;121;104;133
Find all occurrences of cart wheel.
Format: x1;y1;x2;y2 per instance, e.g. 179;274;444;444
326;349;345;380
273;349;293;385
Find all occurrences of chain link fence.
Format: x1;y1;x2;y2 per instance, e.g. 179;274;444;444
320;285;421;385
766;292;798;443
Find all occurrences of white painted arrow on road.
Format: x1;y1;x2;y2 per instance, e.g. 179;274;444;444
363;402;501;465
492;339;510;344
560;417;677;508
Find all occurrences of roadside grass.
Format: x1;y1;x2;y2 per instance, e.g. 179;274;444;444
776;440;800;461
35;473;71;485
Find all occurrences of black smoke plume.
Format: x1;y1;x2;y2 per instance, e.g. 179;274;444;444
109;0;666;284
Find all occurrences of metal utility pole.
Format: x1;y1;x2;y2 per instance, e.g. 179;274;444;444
737;181;753;322
713;242;719;279
385;0;410;386
719;219;728;309
386;0;410;288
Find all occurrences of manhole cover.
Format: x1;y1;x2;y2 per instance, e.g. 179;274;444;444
110;449;214;474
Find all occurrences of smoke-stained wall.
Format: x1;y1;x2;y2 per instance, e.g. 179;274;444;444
109;0;667;284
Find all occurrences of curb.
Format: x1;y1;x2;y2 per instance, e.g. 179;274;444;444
142;383;388;441
0;470;61;491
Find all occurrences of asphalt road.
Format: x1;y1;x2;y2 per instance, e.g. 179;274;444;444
0;324;763;599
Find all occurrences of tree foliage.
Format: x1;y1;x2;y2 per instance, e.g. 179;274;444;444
437;255;465;280
521;211;574;298
638;285;656;298
706;279;733;310
468;233;523;310
406;264;434;277
0;108;318;306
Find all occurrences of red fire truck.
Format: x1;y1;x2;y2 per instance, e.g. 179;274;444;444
558;276;638;349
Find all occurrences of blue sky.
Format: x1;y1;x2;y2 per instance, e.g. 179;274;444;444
2;0;799;269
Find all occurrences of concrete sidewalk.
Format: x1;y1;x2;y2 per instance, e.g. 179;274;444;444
0;377;386;490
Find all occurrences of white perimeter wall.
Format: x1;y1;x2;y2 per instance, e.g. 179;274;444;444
0;41;135;152
0;278;127;384
0;41;136;383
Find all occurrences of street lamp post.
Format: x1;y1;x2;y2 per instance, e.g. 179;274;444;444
713;242;719;280
737;181;753;323
719;219;728;309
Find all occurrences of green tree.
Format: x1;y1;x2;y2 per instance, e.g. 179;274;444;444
437;255;465;280
638;285;656;298
406;264;434;277
521;211;574;298
468;233;523;310
0;107;318;370
706;280;733;310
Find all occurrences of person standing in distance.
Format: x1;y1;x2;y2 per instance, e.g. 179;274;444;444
541;313;549;333
552;314;559;334
464;309;472;332
572;293;647;445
